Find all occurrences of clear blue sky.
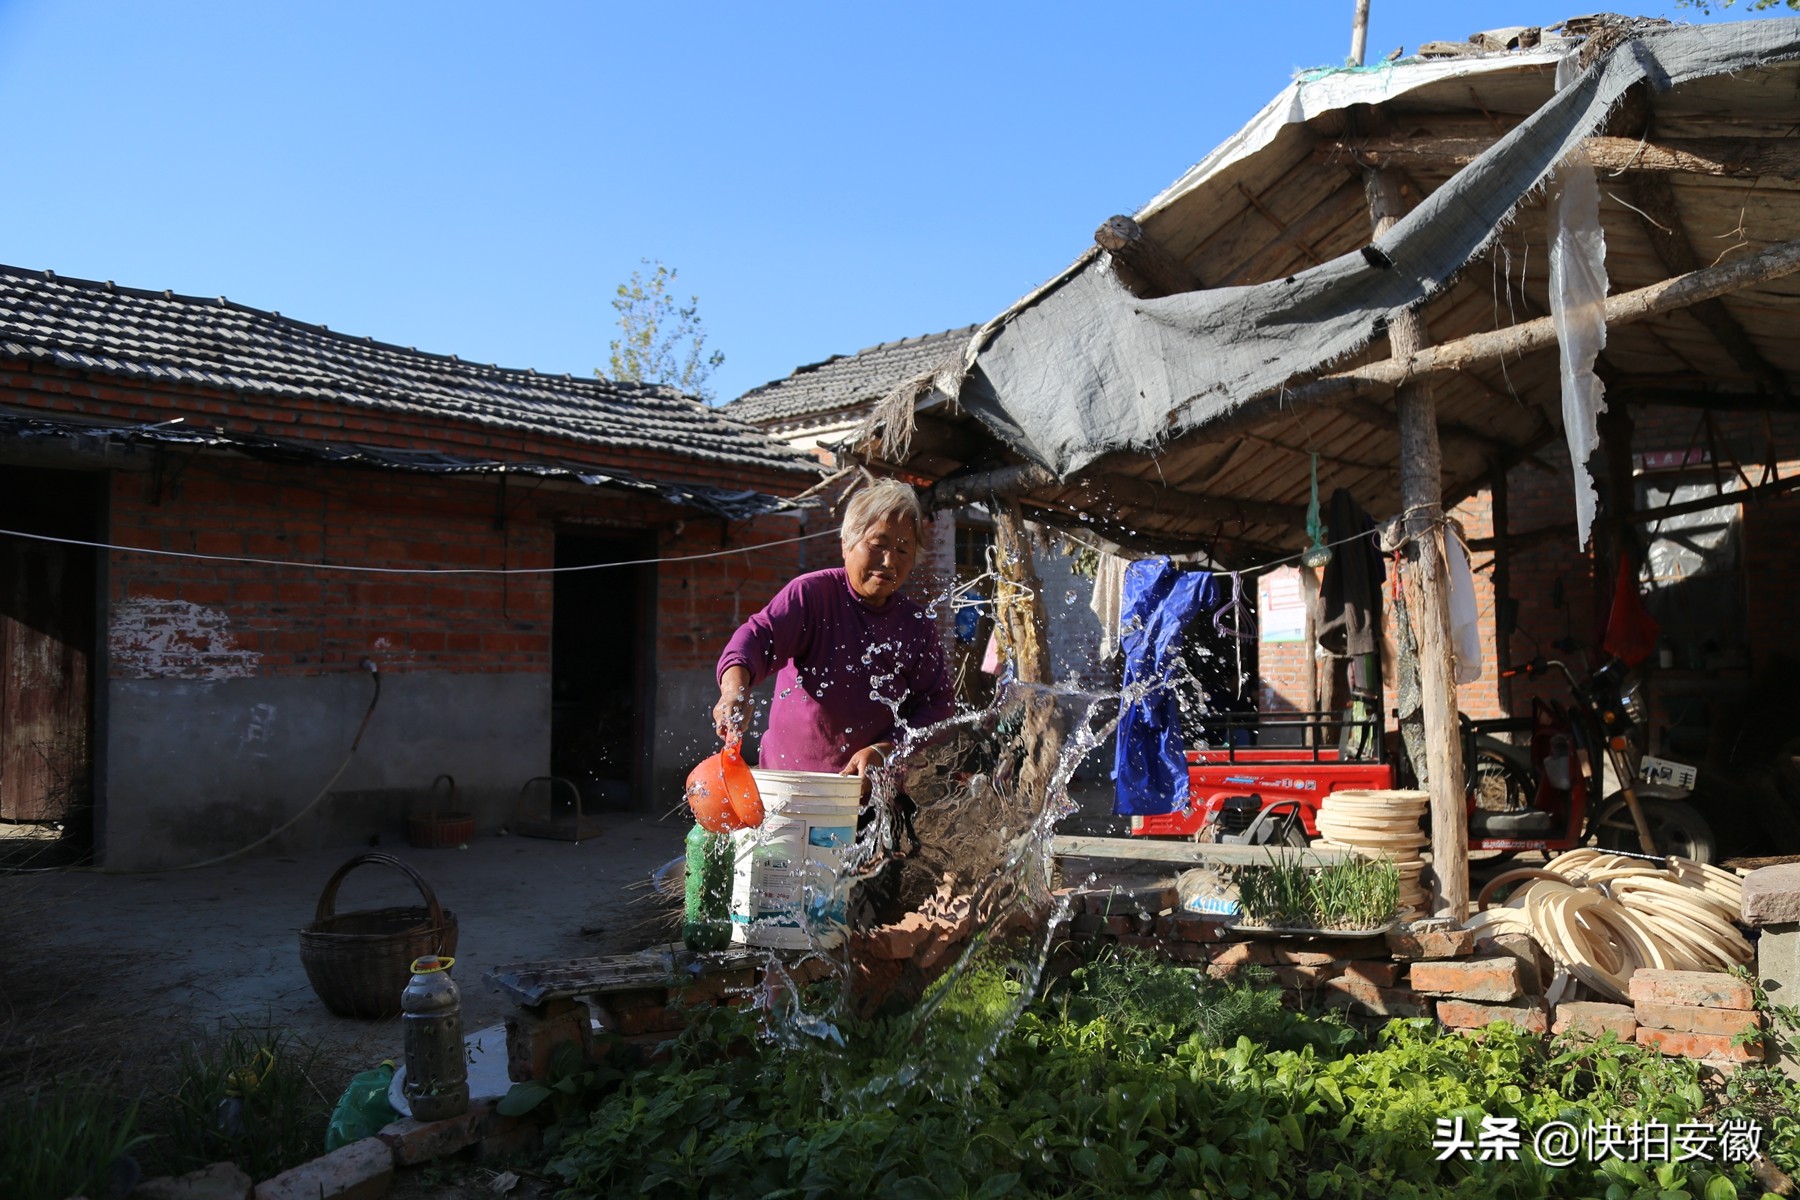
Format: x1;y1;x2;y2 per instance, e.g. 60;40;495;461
0;1;1735;404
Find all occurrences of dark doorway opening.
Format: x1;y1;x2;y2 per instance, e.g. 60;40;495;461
1;465;102;866
551;532;653;813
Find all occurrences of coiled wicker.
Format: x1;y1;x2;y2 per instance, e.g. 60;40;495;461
299;852;458;1018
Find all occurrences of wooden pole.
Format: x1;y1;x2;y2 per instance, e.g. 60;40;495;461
992;501;1064;808
1366;166;1468;921
1490;458;1515;714
1350;0;1370;66
1207;233;1800;439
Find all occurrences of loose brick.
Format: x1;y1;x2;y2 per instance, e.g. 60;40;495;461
1158;941;1209;964
1163;912;1229;943
1635;1027;1763;1063
1386;925;1476;960
1340;959;1401;988
1208;941;1276;968
378;1103;508;1166
867;915;933;961
1552;1001;1637;1040
254;1136;392;1200
1475;932;1551;996
1318;976;1433;1018
1270;946;1337;966
1437;997;1549;1034
1271;962;1346;988
1739;863;1800;927
1628;970;1755;1011
1634;1001;1764;1039
1409;957;1522;1002
504;997;592;1084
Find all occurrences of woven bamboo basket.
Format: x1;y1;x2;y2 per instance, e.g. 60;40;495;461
406;773;475;849
299;852;458;1018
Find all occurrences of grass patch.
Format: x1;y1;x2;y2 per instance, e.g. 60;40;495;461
152;1022;336;1182
0;1086;149;1200
1233;852;1400;930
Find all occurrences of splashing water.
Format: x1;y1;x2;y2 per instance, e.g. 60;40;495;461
692;570;1218;1108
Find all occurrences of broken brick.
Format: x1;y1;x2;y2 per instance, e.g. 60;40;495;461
1628;970;1755;1011
1635;1027;1763;1063
1409;957;1522;1002
1552;1001;1637;1040
1437;996;1548;1034
1634;1001;1764;1039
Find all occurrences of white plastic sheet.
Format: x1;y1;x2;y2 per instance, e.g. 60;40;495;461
1547;52;1611;551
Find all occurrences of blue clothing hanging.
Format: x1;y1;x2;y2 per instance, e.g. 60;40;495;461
1113;558;1217;815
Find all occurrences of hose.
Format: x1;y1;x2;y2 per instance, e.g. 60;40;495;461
1466;848;1748;1002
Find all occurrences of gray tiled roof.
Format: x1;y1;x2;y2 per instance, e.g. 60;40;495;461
0;266;820;477
726;325;976;427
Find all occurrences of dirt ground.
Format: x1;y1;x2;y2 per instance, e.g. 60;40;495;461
0;813;688;1190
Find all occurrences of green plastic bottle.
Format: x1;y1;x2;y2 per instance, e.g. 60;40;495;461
682;823;733;951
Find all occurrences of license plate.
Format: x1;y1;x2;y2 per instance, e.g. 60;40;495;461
1640;755;1698;791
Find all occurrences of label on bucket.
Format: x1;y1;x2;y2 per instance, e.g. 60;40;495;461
808;826;853;849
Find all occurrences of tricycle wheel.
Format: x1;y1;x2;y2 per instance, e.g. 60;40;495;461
1592;797;1716;864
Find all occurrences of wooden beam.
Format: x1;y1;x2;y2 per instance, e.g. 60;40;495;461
1052;834;1360;867
1614;387;1798;412
1209;234;1800;435
930;461;1304;529
1464;471;1800;552
1318;134;1800;181
1094;215;1203;299
1368;165;1467;922
1621;173;1790;397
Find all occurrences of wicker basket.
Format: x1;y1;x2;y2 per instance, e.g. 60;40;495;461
299;852;458;1018
406;773;475;850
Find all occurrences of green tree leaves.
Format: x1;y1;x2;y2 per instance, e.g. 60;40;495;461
603;259;725;403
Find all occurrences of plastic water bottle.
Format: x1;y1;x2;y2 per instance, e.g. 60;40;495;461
401;955;468;1121
682;823;733;951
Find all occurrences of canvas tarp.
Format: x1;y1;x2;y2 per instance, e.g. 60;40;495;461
959;19;1800;480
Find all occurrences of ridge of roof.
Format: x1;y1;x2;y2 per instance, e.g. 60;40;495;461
727;324;977;426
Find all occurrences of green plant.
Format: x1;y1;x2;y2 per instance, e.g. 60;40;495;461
0;1087;149;1200
1233;852;1400;930
158;1022;332;1180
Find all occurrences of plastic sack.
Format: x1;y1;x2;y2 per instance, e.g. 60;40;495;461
325;1061;398;1151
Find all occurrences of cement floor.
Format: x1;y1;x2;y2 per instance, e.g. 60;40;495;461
0;814;689;1077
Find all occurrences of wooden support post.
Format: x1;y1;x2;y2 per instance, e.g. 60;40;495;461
1366;166;1468;921
1490;459;1515;714
992;501;1064;807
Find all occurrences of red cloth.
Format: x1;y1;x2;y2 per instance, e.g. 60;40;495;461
1601;556;1660;666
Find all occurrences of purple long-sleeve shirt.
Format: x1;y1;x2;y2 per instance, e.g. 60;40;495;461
717;567;955;772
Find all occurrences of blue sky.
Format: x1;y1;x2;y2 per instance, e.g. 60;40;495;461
0;1;1735;404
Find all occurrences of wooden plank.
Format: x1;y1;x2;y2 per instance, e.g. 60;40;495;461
485;946;767;1006
1052;834;1359;867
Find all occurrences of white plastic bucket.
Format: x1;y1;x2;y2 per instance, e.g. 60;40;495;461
729;769;862;949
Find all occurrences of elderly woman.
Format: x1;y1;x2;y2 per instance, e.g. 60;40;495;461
713;479;954;784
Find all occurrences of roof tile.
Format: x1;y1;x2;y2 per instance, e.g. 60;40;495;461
0;266;819;478
725;325;976;426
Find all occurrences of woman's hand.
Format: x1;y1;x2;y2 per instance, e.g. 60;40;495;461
713;667;752;742
840;743;894;799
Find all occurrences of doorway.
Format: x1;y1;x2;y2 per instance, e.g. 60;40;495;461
551;532;653;812
1;465;102;860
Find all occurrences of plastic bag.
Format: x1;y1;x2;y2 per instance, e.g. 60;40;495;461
325;1060;398;1151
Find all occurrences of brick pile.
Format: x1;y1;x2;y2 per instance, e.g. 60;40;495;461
1630;969;1765;1064
1049;893;1771;1059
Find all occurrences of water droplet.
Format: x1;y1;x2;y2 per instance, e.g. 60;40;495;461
1063;590;1078;605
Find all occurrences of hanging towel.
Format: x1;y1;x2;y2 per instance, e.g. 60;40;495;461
1088;550;1128;661
1445;531;1483;685
1113;558;1217;815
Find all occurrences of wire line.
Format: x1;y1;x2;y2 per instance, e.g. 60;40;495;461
0;524;840;576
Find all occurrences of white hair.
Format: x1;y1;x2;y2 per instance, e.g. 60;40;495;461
840;478;924;546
